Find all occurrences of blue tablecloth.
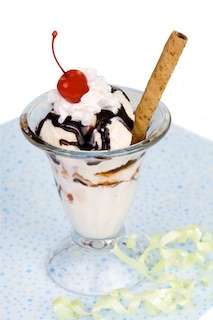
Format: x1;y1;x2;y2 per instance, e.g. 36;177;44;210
1;118;213;319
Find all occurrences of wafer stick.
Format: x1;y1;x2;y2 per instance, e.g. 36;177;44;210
132;31;187;144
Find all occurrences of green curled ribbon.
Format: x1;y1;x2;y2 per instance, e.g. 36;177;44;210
115;224;213;277
53;224;213;320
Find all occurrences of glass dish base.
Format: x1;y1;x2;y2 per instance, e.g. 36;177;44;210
48;230;143;296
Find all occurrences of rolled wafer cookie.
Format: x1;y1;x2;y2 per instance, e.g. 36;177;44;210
132;31;187;144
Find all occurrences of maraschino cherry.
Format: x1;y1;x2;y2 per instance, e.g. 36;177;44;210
52;31;89;103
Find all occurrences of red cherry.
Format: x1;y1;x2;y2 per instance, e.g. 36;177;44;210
57;70;89;103
52;31;89;103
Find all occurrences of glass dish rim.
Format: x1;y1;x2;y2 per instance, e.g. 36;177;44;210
20;86;171;159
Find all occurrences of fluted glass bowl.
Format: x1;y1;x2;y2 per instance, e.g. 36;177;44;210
20;87;171;295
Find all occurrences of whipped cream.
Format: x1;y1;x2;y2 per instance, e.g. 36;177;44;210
47;68;121;126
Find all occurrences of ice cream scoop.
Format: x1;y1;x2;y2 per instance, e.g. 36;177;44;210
36;32;134;151
36;80;134;150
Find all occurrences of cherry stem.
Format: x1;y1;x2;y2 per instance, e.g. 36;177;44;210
52;31;66;74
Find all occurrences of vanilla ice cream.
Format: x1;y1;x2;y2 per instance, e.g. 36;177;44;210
34;68;143;238
47;149;144;238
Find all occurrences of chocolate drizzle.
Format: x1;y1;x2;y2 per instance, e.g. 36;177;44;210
36;86;133;151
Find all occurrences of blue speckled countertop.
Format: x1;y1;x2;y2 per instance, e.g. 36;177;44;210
1;118;213;319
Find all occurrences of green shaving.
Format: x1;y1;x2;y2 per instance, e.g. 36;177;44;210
53;225;213;319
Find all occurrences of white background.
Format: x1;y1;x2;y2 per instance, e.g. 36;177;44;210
1;0;213;142
1;1;212;319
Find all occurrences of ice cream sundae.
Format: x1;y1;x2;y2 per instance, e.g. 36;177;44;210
20;30;187;294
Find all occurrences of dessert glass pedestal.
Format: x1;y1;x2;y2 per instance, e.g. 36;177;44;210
20;87;171;296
